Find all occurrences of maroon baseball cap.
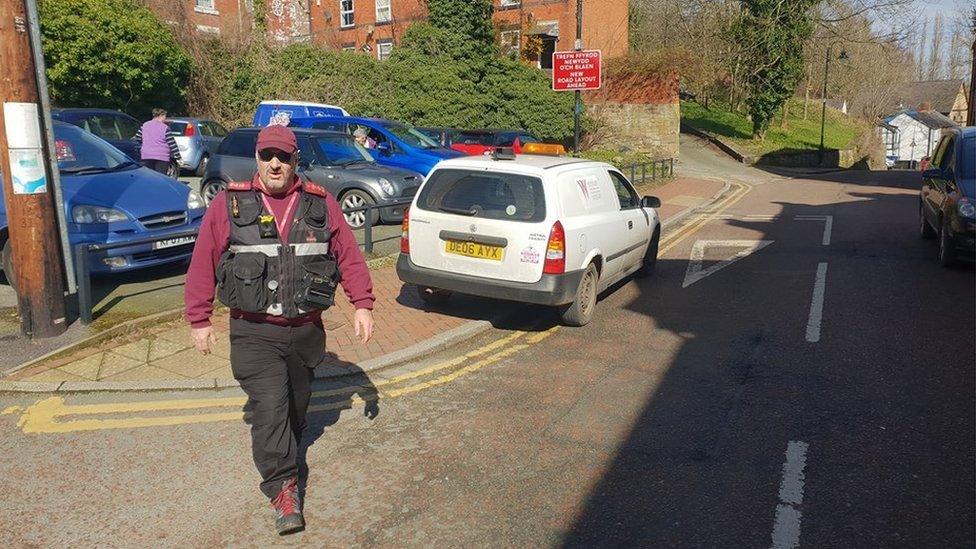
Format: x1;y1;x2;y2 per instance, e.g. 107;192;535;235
255;124;298;154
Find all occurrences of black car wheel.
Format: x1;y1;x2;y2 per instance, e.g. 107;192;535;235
201;180;226;206
919;203;936;239
636;228;660;278
560;263;599;327
195;154;210;177
340;189;379;229
938;216;957;267
2;238;16;294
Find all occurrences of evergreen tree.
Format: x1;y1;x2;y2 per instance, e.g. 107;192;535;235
733;0;818;139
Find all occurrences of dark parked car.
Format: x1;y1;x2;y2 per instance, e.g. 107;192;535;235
919;126;975;266
200;127;423;228
1;122;205;289
166;117;228;176
51;108;142;162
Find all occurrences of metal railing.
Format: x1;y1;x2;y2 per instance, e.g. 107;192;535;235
344;198;412;254
623;159;675;184
74;228;199;325
73;200;409;324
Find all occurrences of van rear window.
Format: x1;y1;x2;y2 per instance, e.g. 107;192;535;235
416;169;546;223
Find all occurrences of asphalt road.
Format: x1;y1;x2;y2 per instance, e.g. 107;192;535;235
0;159;972;547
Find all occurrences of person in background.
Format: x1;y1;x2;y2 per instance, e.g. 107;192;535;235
353;127;376;149
135;108;182;175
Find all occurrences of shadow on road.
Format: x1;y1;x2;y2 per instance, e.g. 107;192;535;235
559;184;974;547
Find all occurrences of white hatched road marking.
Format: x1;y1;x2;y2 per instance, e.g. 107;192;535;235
770;441;810;549
805;263;828;342
682;239;774;288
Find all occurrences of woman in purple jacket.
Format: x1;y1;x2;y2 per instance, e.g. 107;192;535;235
134;108;182;175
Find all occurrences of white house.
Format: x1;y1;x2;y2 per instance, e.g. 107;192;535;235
878;109;958;165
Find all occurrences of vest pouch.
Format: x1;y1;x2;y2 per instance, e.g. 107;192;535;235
230;252;271;313
215;251;237;308
297;259;339;311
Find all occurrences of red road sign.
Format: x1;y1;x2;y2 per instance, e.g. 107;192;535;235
552;50;602;91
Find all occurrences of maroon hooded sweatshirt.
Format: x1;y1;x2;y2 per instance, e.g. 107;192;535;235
184;173;375;329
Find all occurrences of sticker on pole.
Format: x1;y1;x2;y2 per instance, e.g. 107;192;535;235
3;102;43;148
9;149;47;194
552;50;602;91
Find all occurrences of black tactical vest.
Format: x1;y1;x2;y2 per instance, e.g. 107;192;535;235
215;184;339;318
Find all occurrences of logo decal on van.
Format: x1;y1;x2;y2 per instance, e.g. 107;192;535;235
520;246;540;264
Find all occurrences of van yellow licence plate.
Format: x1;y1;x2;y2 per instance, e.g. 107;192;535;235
444;240;504;261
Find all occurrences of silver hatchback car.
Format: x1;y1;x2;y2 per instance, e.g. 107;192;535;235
166;117;229;176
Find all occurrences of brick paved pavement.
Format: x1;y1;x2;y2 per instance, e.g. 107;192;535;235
6;176;724;385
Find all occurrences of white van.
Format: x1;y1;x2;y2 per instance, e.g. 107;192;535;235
396;152;661;326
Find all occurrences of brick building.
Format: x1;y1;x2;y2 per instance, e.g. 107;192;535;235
146;0;628;63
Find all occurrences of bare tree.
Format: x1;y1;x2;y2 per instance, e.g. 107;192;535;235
916;20;928;80
926;14;944;80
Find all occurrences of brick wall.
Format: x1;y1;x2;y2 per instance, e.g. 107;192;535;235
146;1;627;59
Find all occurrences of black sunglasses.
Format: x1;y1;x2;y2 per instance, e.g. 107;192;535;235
258;149;294;163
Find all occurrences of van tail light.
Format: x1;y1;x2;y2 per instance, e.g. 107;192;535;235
543;221;566;274
184;123;195;137
400;206;410;254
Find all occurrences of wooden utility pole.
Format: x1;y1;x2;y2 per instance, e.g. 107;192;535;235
0;0;67;338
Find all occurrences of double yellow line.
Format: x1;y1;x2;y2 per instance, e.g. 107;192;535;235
658;181;752;256
14;328;558;434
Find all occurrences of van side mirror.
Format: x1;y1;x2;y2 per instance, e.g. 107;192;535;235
922;168;943;180
641;196;661;209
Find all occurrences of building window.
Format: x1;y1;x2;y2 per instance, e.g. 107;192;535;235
340;0;354;28
377;40;393;60
195;0;218;14
195;24;221;35
500;0;520;7
500;30;520;56
375;0;392;23
342;43;357;52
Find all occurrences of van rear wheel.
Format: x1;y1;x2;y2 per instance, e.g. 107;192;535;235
560;263;598;327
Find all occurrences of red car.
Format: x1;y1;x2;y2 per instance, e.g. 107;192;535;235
450;129;541;156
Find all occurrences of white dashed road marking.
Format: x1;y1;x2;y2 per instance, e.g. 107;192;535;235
770;440;810;549
795;215;833;245
805;262;828;342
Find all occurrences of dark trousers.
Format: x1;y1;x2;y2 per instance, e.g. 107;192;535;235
142;159;170;174
229;318;325;499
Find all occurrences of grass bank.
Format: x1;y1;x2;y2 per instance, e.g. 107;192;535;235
681;99;863;157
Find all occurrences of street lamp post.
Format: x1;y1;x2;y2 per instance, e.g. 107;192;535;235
819;45;848;165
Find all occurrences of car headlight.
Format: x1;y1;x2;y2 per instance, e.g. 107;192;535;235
378;177;395;197
187;189;206;210
72;205;128;224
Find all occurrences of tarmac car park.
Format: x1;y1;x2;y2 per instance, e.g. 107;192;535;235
396;150;661;326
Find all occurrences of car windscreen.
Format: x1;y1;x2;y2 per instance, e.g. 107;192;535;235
54;124;135;174
382;122;439;149
960;136;974;180
455;132;493;146
312;135;374;166
416;168;546;223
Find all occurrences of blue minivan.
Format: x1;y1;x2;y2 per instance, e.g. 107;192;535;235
1;122;205;290
252;101;350;127
288;116;464;176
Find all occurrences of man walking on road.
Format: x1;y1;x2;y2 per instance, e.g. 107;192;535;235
135;108;182;175
184;125;376;535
